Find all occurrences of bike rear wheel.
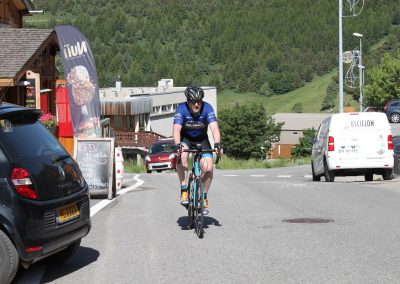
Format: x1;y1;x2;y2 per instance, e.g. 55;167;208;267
194;177;204;238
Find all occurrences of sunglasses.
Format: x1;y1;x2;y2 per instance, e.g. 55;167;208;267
188;100;202;105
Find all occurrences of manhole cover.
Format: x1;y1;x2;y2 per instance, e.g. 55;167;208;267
282;218;334;224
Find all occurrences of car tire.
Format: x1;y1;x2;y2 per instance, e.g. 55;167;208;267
147;170;151;174
0;230;19;284
382;169;393;180
365;173;373;181
390;113;400;123
323;159;335;182
311;162;320;181
42;239;81;265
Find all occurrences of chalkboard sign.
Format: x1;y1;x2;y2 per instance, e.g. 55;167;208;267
74;138;114;199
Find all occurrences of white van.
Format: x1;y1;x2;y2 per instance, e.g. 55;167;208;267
311;112;394;182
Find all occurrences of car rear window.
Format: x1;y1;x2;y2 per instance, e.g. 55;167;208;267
0;118;68;167
149;143;176;154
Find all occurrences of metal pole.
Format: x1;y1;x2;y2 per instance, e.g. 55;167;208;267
338;0;344;113
359;37;363;112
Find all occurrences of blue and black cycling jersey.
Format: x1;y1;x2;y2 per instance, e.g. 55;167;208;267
173;101;217;141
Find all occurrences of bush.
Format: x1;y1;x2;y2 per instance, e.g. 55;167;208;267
219;103;283;160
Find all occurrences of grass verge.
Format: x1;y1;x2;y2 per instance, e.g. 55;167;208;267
124;156;311;173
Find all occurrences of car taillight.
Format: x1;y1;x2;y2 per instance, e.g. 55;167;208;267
328;136;334;151
11;168;37;200
384;102;389;111
388;135;393;150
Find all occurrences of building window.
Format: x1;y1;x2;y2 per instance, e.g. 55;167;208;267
113;116;123;130
125;116;135;131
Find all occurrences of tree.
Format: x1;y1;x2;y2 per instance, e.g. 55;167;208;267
291;128;316;158
321;80;338;111
364;54;400;106
219;103;282;160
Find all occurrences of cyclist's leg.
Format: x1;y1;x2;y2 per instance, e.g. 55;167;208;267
199;139;213;215
177;138;190;205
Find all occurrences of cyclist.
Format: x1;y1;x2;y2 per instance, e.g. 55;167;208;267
173;84;222;215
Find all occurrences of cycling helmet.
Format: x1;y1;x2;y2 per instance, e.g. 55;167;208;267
184;85;204;101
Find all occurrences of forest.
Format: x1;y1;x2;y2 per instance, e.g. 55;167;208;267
28;0;400;98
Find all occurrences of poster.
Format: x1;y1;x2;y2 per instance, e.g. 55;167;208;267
55;25;101;138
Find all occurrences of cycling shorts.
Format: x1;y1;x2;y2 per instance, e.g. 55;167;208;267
181;137;213;158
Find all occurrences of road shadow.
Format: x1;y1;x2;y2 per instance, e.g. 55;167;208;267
40;246;100;283
177;216;222;231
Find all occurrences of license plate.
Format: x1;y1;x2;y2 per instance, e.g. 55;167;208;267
56;203;80;224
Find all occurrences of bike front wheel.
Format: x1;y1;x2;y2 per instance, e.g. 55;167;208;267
187;174;194;229
194;177;204;238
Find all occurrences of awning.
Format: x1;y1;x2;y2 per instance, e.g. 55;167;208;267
100;97;153;115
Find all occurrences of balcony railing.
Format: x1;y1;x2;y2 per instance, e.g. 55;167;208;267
115;131;166;149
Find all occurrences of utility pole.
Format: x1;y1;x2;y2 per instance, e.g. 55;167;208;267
338;0;344;113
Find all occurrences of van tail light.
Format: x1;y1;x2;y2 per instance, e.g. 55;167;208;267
388;135;393;150
11;168;37;200
328;136;335;151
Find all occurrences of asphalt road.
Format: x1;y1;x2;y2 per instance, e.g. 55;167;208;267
13;165;400;283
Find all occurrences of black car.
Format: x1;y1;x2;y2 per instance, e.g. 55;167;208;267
384;99;400;123
0;103;91;283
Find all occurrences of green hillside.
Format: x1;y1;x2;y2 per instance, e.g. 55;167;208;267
26;0;400;113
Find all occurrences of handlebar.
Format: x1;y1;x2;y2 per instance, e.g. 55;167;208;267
176;146;221;164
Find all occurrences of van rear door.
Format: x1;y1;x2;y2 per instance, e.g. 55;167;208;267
329;113;393;166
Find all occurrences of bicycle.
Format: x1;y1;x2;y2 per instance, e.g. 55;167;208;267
178;144;220;239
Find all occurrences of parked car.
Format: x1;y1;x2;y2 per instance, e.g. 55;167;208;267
393;135;400;155
0;103;91;283
145;138;177;173
311;112;394;182
384;99;400;123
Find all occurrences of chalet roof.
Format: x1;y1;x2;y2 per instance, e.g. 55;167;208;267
0;28;55;85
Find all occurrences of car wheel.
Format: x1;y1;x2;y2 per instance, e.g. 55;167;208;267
42;239;81;265
365;173;373;181
382;169;393;180
0;230;19;284
311;162;320;181
147;170;151;174
157;170;162;173
390;113;400;123
323;159;335;182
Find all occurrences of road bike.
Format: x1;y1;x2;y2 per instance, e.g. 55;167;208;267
180;144;220;239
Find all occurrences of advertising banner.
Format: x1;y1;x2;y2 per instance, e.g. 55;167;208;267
55;25;101;138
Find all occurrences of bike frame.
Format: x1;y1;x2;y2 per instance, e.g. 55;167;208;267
180;144;218;239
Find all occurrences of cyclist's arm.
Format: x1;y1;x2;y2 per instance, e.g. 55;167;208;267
209;121;221;145
173;123;182;145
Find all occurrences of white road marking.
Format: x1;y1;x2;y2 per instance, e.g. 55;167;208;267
304;175;312;178
90;175;144;217
223;174;239;177
251;175;266;177
277;175;292;178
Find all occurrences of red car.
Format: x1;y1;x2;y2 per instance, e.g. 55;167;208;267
145;138;177;173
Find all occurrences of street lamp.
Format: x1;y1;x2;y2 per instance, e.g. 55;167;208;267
353;32;363;112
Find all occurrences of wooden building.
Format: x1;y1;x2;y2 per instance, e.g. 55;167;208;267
0;1;59;115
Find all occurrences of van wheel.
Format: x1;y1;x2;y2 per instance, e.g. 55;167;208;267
365;173;373;181
0;230;19;284
382;169;393;180
390;113;400;123
311;162;320;181
323;159;335;182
